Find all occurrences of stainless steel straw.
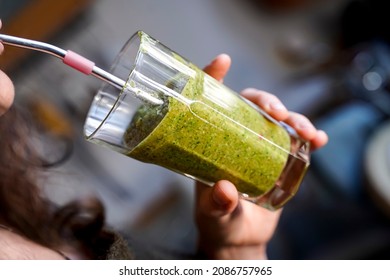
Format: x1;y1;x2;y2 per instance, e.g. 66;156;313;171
0;34;162;105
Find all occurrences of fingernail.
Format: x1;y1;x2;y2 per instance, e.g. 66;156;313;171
296;121;312;130
270;102;286;111
212;189;229;207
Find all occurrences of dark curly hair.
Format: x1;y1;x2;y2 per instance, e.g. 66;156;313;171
0;106;113;259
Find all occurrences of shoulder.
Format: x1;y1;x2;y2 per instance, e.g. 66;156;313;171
0;230;64;260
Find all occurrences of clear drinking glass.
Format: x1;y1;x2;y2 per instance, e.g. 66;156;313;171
84;31;310;210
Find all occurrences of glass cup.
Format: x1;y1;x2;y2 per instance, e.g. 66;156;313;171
84;31;310;210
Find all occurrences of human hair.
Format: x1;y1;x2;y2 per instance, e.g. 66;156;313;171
0;106;113;258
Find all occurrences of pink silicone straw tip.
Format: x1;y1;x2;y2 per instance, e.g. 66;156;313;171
63;50;95;75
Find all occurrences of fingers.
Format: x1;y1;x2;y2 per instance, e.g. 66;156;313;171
240;88;328;151
195;180;239;218
284;112;328;151
241;88;289;121
203;54;231;82
0;19;15;116
309;129;329;151
0;71;15;116
204;60;328;151
285;112;317;141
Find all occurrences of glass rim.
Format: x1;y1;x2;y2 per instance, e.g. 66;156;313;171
83;31;144;139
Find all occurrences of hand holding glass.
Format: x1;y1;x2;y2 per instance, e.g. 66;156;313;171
84;31;310;210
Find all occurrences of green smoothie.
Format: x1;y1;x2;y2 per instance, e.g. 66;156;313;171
124;66;291;197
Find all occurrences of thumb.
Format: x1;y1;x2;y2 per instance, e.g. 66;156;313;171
195;180;239;218
203;54;231;82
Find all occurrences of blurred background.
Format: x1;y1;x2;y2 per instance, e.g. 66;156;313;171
1;0;390;259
